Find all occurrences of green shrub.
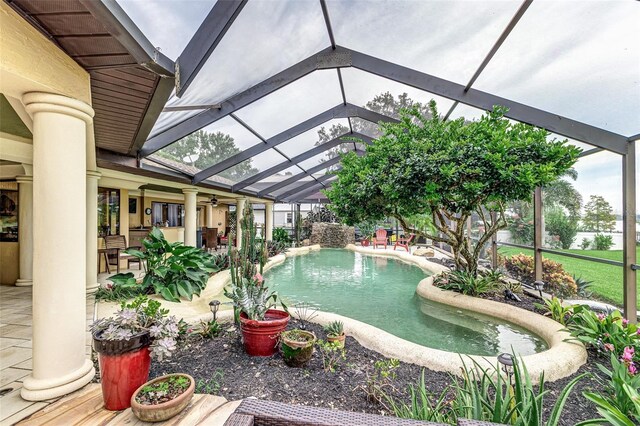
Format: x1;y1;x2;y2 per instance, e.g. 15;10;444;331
578;355;640;425
433;270;497;296
503;253;577;297
272;227;291;245
579;238;591;250
545;208;579;250
568;309;639;359
97;227;218;302
593;233;614;250
266;240;287;257
573;275;593;298
387;356;586;425
534;297;583;326
316;339;346;373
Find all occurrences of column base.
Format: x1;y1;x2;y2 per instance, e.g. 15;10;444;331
15;279;33;287
21;359;95;401
86;282;100;294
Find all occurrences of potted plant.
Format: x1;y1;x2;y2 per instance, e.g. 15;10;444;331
130;373;195;422
357;221;376;247
91;296;180;411
323;320;346;348
224;203;289;356
280;329;316;367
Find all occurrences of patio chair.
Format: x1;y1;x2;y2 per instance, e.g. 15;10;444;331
219;227;231;248
394;233;415;252
372;229;388;249
104;235;142;272
203;227;218;250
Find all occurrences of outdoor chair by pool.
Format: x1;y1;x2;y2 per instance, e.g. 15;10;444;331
224;399;506;426
394;233;415;252
104;235;141;272
372;229;388;249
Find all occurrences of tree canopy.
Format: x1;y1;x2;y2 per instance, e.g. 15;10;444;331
325;101;581;274
157;130;258;181
582;195;616;232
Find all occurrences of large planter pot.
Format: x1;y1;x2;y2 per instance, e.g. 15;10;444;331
130;374;195;422
239;309;290;356
281;329;316;367
93;330;151;411
327;333;346;349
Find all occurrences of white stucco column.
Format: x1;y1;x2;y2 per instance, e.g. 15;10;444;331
205;203;214;228
15;175;33;286
86;170;101;293
21;92;95;401
182;188;198;247
236;198;246;249
265;202;274;241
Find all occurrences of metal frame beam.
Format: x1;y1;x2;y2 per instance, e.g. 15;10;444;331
257;156;343;197
622;143;637;322
283;177;337;202
192;104;392;184
277;172;335;200
141;46;351;156
444;0;532;120
175;0;248;96
232;132;371;191
348;48;628;154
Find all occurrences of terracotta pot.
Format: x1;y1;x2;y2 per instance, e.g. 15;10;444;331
362;239;370;247
240;309;290;356
327;333;346;349
281;330;316;367
93;330;151;411
131;374;195;422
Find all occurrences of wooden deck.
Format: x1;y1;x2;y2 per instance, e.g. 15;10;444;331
16;384;241;425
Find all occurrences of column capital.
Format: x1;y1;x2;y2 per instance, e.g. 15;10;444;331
16;175;33;184
182;188;199;195
22;92;94;125
264;201;274;206
86;170;102;180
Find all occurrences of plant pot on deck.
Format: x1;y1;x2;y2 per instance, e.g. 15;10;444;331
93;330;151;411
239;309;290;356
281;329;316;367
131;373;195;422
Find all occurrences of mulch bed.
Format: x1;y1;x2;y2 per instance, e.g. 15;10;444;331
149;318;606;425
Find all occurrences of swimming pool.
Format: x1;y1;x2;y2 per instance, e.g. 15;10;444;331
266;249;547;356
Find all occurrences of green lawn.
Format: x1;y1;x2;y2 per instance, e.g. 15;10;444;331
497;246;639;307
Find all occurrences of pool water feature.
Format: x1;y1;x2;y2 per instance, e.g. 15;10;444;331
266;249;547;356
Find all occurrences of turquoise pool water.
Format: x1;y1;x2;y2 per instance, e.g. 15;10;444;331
266;249;547;356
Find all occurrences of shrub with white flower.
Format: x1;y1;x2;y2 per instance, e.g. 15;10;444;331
91;295;181;361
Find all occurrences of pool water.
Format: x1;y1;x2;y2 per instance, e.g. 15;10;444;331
266;249;547;356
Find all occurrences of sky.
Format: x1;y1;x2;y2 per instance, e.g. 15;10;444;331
118;0;639;214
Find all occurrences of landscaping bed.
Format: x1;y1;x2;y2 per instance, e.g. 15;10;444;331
149;319;604;424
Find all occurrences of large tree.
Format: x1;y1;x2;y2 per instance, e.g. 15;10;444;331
158;130;258;181
325;102;580;275
582;195;616;232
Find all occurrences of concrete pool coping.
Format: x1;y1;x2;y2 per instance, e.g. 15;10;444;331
97;244;586;382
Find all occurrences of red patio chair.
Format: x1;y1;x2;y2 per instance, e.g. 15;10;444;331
394;233;415;252
372;229;388;249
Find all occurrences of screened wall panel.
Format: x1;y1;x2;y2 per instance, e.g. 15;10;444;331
473;1;640;136
232;70;343;139
326;0;521;84
277;119;350;158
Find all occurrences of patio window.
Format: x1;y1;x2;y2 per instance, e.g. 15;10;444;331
151;202;184;227
0;187;18;242
97;188;119;237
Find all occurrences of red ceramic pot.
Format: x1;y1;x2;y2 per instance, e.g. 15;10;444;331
93;330;151;411
362;239;370;247
239;309;290;356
